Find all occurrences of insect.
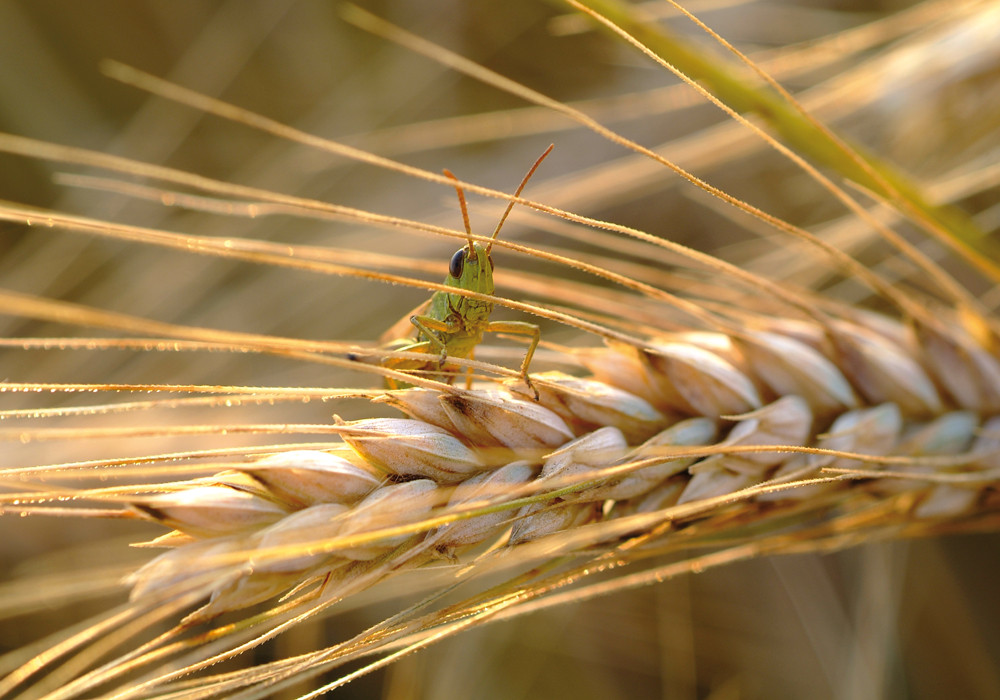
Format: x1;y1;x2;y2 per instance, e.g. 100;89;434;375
379;145;553;398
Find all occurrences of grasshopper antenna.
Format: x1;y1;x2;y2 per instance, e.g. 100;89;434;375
487;143;554;254
443;169;473;252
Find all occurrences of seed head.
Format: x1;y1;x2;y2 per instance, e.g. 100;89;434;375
830;321;942;416
897;412;978;457
812;402;903;471
915;318;1000;412
250;502;352;574
505;370;669;442
677;467;755;505
337;416;484;482
244;450;381;507
432;461;538;548
508;500;602;546
613;476;686;516
611;417;719;499
737;330;859;416
575;344;667;408
375;389;459;433
190;570;314;623
641;342;762;416
330;479;441;560
691;395;813;476
913;414;1000;518
132;486;288;538
126;537;246;601
439;389;574;450
538;426;630;501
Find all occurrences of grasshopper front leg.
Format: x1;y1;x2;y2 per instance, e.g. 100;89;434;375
485;320;540;400
380;315;460;389
410;314;462;367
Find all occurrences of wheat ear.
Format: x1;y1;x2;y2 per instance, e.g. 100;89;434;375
124;308;999;618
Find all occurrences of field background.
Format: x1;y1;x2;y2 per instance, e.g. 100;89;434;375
1;1;998;698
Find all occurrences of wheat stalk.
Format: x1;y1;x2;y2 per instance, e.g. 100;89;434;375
1;1;998;697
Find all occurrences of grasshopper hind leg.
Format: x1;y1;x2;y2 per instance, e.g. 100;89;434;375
485;320;541;400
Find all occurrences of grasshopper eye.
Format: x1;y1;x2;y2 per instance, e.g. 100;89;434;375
449;248;466;278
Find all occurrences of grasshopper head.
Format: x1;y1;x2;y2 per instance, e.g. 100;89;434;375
439;145;551;318
446;241;494;296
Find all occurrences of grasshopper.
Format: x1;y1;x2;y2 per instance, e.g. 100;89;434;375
379;146;553;398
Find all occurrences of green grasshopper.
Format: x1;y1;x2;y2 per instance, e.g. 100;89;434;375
379;146;553;398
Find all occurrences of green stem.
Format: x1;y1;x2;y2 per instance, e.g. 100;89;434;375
561;0;1000;278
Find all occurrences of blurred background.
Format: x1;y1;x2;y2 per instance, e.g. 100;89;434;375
1;1;998;697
